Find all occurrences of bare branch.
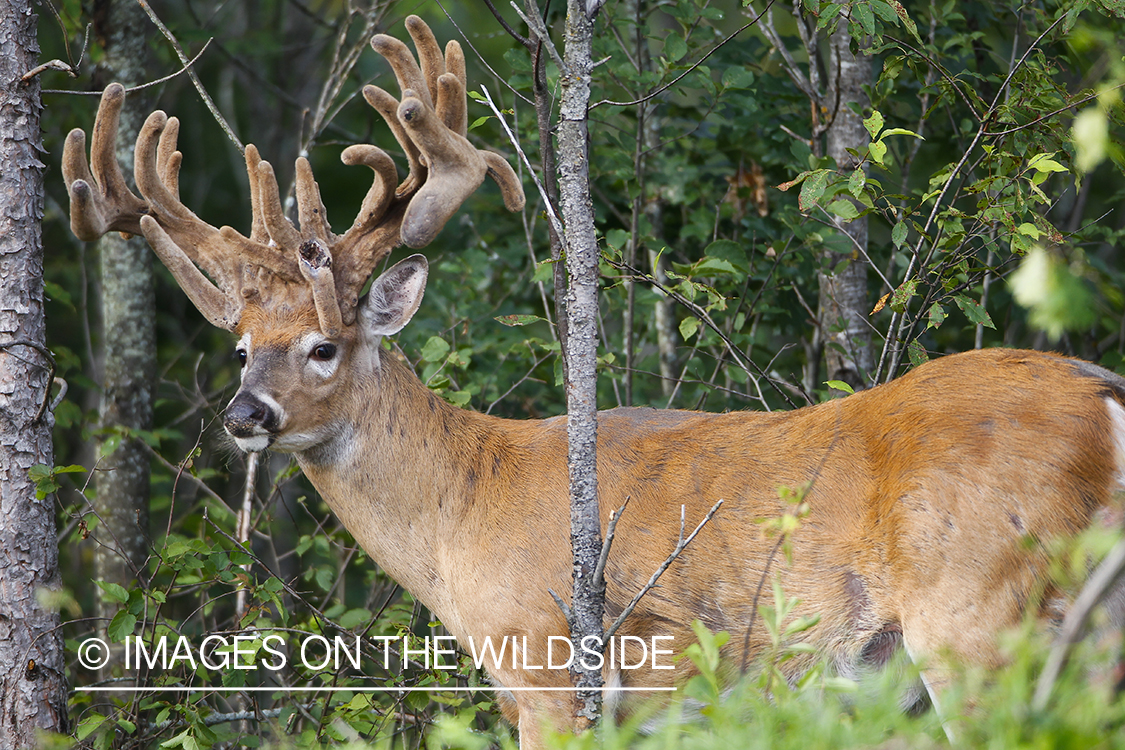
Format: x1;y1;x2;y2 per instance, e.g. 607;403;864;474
744;0;816;102
1032;535;1125;711
511;1;565;72
593;16;763;109
479;84;565;242
43;40;212;96
135;0;243;151
592;498;630;599
604;499;723;640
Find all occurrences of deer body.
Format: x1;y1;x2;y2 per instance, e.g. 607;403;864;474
234;272;1125;745
61;17;1125;748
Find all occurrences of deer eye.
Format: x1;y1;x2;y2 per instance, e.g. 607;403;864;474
312;343;337;361
236;349;247;367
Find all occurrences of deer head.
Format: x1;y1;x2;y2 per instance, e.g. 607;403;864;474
63;16;524;453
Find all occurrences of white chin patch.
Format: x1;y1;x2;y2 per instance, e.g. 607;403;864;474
234;435;272;453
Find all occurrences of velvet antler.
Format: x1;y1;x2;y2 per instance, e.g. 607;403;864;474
62;15;525;333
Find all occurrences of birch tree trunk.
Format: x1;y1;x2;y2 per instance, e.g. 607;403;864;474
0;0;69;742
558;0;604;726
819;22;872;389
93;0;156;641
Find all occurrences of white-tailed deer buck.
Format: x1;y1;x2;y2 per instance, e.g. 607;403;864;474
63;15;1125;750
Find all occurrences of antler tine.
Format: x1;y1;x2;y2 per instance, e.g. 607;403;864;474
62;83;148;240
136;116;302;310
294;157;332;243
140;216;240;330
395;95;526;247
404;15;442;110
367;22;440;197
298;238;343;337
438;41;468;137
134;111;249;295
156;116;182;198
245;145;268;244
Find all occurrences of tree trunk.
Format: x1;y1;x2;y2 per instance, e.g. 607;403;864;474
0;1;69;742
92;0;156;638
819;22;872;390
558;0;604;727
624;0;676;402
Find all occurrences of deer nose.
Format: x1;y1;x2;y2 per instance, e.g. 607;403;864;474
224;393;278;438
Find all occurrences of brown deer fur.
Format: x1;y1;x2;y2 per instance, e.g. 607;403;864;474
230;260;1125;747
61;17;1125;750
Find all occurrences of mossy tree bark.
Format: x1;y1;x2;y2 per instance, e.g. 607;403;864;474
91;0;156;639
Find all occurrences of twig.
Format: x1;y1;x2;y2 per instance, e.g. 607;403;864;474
1032;535;1125;711
591;498;631;601
479;84;566;243
609;257;799;409
234;452;259;621
136;0;243;151
593;15;765;110
21;59;78;82
0;340;56;422
742;0;814;102
483;0;531;48
42;41;213;95
604;499;724;640
510;1;565;72
739;532;786;673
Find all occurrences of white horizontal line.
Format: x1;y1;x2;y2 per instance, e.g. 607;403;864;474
75;686;677;693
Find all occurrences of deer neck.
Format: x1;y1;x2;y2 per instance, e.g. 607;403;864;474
292;351;506;620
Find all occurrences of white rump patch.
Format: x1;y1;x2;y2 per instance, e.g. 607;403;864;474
1107;397;1125;491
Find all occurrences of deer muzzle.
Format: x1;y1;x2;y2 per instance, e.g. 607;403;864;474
224;391;280;452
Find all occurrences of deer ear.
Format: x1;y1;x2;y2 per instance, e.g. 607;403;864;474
358;255;429;337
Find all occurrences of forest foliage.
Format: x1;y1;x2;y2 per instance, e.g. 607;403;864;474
29;0;1125;746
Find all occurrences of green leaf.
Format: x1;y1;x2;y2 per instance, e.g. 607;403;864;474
890;278;918;313
907;340;929;367
891;220;908;248
444;390;472;407
853;0;875;35
77;714;108;741
797;170;830;211
96;580;130;604
826;199;860;221
868;139;888;166
1027;152;1068;174
692;257;739;276
468;116;490;131
663;33;687;62
776;170;812;192
954;294;994;329
720;67;755;89
495;314;547;327
702;239;749;275
926;303;946;330
532;259;555;283
420;336;451;363
679;317;700;340
825;380;854;395
848;168;866;197
886;0;922;42
879;127;923;139
862;111;884;139
107;610;136;641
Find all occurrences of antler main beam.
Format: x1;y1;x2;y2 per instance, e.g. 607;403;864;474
63;15;525;333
